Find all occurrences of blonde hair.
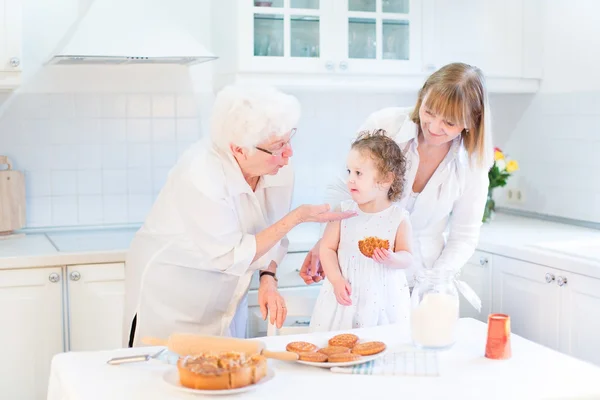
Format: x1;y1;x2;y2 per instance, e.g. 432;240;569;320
210;85;301;152
351;129;407;201
410;63;493;168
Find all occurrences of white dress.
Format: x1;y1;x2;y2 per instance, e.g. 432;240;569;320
309;200;411;332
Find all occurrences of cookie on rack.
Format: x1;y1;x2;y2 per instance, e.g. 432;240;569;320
358;236;390;258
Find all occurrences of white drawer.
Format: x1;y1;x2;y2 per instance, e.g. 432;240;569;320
249;252;323;290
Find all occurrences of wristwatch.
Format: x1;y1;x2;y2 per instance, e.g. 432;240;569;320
259;271;278;282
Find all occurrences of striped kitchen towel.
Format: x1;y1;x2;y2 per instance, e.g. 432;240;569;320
330;351;440;376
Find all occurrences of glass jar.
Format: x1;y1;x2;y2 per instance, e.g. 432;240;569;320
410;268;460;350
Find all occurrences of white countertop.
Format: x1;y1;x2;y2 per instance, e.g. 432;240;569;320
1;213;600;278
0;222;322;269
47;318;600;400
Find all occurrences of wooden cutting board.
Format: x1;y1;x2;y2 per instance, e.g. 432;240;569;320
0;156;26;237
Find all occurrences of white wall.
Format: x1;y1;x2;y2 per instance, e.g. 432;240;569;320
494;0;600;224
0;0;550;228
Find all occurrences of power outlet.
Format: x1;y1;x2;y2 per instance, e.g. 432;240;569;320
506;189;524;204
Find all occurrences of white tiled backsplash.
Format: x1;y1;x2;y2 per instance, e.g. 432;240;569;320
0;90;422;228
3;87;595;228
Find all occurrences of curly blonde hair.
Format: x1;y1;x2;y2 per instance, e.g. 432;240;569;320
351;129;406;201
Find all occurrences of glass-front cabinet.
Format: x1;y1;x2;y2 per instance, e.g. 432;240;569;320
341;0;420;74
232;0;422;75
243;0;334;73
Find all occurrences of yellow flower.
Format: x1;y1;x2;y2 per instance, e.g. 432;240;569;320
506;160;519;173
494;150;504;161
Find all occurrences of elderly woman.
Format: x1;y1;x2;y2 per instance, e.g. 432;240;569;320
122;85;354;347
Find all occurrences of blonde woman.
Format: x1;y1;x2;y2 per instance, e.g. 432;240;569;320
300;62;494;288
123;85;356;347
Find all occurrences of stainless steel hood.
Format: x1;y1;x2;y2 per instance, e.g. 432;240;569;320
45;0;218;66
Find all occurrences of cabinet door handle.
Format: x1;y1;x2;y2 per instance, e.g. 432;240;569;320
325;60;335;71
339;61;348;70
557;276;568;287
545;273;555;284
479;257;488;266
292;320;310;326
70;271;81;281
49;273;60;283
10;57;20;68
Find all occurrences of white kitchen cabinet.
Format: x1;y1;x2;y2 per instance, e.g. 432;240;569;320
247;285;321;338
458;250;492;322
492;255;561;351
212;0;541;92
0;0;22;90
559;272;600;367
66;263;126;352
0;267;64;400
422;0;543;93
212;0;424;91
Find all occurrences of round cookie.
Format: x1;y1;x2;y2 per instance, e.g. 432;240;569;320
352;341;386;356
318;346;351;356
328;333;359;348
286;341;318;354
298;352;328;362
358;236;390;258
328;353;362;363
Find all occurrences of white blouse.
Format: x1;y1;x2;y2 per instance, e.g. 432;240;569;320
325;107;492;285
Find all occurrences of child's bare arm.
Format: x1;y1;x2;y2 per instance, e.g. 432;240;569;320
391;218;414;268
319;217;343;283
373;218;414;269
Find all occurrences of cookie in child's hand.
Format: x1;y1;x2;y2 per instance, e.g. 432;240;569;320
358;236;390;258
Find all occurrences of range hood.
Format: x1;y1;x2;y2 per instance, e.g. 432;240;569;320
46;0;218;66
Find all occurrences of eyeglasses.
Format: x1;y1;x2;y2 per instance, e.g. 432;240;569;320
255;128;297;156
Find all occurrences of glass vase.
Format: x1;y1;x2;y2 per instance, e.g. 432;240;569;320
482;188;495;223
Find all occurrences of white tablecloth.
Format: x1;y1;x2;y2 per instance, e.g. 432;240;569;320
47;318;600;400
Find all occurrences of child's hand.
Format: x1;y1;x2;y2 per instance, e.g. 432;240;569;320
332;279;352;306
372;248;411;269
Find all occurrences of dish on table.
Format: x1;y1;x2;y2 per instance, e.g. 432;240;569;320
162;351;274;395
285;333;387;368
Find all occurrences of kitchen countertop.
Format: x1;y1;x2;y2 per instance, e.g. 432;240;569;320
0;222;322;269
1;213;600;278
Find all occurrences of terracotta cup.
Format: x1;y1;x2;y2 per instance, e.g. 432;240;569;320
485;313;512;360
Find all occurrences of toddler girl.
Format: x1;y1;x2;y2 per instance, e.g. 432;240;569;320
309;129;413;332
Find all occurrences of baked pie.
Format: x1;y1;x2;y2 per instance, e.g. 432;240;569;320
176;351;267;390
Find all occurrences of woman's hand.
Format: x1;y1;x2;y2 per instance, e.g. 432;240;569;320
372;248;413;269
258;277;287;328
295;204;357;224
332;278;352;306
299;240;326;284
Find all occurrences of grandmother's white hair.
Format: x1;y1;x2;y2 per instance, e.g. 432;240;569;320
210;85;301;152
